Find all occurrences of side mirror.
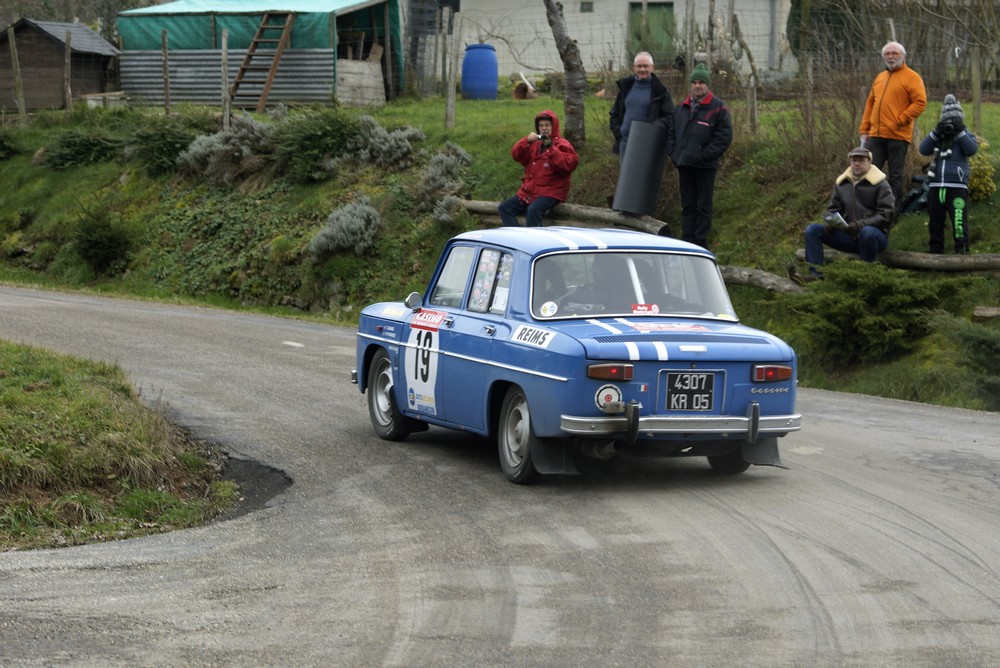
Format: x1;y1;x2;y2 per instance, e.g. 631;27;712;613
404;292;423;310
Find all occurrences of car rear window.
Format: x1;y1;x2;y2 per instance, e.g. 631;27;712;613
531;251;737;320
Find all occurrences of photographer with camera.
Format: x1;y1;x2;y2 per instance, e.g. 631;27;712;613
790;147;895;284
918;94;978;254
497;110;579;227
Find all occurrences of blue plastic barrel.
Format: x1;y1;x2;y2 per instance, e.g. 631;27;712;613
461;44;498;100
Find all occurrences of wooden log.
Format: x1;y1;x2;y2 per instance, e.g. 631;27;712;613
795;247;1000;271
459;199;669;235
720;265;805;294
972;306;1000;322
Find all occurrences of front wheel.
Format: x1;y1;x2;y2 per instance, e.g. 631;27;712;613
367;349;410;441
498;386;540;484
707;446;751;475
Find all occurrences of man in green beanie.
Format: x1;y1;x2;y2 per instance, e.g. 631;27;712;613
667;62;733;249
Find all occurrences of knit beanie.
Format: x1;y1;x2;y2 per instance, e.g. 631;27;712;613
689;63;711;85
939;94;964;123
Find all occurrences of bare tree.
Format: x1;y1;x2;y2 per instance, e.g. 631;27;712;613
542;0;586;145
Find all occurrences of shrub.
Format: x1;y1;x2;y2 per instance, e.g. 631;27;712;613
271;107;361;183
969;135;996;202
126;114;203;176
44;128;121;169
72;196;132;276
349;115;425;169
787;262;970;369
0;128;18;160
177;112;274;185
415;142;472;207
308;194;381;258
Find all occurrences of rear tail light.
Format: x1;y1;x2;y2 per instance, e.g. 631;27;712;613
752;365;793;382
587;363;634;381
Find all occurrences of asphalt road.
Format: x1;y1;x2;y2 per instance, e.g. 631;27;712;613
2;285;1000;667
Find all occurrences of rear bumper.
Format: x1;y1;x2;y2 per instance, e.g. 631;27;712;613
560;412;802;438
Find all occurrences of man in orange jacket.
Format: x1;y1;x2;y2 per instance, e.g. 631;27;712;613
859;41;926;213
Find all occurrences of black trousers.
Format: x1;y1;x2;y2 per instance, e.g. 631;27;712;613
676;166;717;249
927;186;971;254
866;137;908;210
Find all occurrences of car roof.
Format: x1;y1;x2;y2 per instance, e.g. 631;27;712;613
453;227;714;258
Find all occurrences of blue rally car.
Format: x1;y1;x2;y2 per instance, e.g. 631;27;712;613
352;227;801;483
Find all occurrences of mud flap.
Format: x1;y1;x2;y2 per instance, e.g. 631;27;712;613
530;438;580;475
741;437;787;469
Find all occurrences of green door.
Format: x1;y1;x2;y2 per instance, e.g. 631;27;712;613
627;3;676;66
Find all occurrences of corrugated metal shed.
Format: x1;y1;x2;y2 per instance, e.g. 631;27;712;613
119;49;336;106
116;0;401;106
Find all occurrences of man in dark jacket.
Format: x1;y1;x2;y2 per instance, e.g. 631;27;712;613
498;110;579;227
796;146;895;282
667;63;732;248
609;51;674;160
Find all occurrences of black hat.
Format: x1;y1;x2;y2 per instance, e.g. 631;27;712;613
848;147;872;159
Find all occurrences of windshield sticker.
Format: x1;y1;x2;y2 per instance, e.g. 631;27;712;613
539;301;558;317
628;322;710;333
631;303;660;315
512;325;556;348
411;309;447;331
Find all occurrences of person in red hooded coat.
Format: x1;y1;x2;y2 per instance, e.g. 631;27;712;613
498;109;579;227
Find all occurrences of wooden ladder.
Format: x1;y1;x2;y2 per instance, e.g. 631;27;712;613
230;12;296;112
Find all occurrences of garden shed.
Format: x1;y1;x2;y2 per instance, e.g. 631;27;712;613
0;18;120;112
117;0;402;109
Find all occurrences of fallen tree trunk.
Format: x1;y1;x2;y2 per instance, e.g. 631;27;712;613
973;306;1000;322
460;199;669;236
719;265;805;294
795;247;1000;271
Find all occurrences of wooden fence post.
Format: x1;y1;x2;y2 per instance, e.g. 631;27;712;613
6;28;27;124
222;29;231;130
64;31;72;116
161;30;171;114
444;12;462;129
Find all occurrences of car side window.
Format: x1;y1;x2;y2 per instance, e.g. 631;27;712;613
468;249;514;314
428;246;476;308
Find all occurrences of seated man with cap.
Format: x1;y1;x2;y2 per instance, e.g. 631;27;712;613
793;146;896;282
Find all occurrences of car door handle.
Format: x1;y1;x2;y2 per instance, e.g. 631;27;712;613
443;316;455;328
483;325;496;336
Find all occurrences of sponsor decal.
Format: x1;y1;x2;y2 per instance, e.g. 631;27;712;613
411;309;447;331
382;307;406;318
539;301;559;317
632;303;660;315
629;322;710;332
511;324;556;348
679;345;708;352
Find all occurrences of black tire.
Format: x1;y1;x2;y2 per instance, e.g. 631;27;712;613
367;349;410;441
497;386;540;484
707;446;752;475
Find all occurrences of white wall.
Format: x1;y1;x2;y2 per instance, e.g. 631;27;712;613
447;0;797;79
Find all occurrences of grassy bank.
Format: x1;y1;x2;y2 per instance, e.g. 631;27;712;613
0;340;238;550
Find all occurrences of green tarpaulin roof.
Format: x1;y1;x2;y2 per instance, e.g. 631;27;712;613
118;0;399;51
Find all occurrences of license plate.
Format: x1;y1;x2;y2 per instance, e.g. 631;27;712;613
666;372;714;411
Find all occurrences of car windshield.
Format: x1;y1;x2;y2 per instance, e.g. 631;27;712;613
531;251;738;320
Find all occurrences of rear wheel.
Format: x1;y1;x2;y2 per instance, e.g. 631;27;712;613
498;386;539;484
367;349;410;441
707;446;751;474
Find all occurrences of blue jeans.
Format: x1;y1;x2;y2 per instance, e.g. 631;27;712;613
804;223;888;274
498;195;559;227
